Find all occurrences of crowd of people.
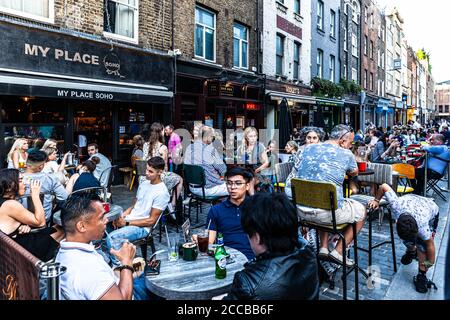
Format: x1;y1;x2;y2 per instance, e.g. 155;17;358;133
2;117;450;300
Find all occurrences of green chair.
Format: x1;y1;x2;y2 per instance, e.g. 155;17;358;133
291;178;360;300
182;164;224;224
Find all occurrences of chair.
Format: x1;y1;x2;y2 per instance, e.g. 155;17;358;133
131;207;165;262
291;179;360;300
350;162;397;272
425;152;450;201
182;164;224;225
273;162;294;192
99;165;118;203
392;163;415;195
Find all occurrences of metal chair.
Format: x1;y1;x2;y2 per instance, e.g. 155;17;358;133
182;164;224;225
425;154;450;201
350;162;397;272
291;178;360;300
99;165;118;203
273;162;294;192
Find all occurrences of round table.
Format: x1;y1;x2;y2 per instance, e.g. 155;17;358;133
358;169;375;176
52;204;123;226
145;247;247;300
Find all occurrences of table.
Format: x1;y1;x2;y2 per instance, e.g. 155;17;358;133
358;169;375;176
145;247;247;300
52;204;123;226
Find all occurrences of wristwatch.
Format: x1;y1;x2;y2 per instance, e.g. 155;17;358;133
125;221;130;226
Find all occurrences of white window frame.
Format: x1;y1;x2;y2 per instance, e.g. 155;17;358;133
103;0;139;44
352;67;358;83
276;34;284;76
343;64;347;80
294;0;300;15
194;6;216;62
343;26;347;51
317;49;323;78
364;35;368;55
0;0;55;24
317;0;324;30
351;33;358;57
293;42;301;80
233;23;249;70
364;69;368;89
329;55;335;82
330;10;336;38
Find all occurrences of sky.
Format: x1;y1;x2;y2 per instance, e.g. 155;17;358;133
376;0;450;83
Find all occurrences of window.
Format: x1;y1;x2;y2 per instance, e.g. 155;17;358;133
446;105;449;113
369;40;374;59
343;26;347;51
276;34;284;75
329;55;335;82
364;6;368;22
387;51;393;69
352;68;358;83
343;64;347;80
396;79;400;96
387;30;393;47
317;1;324;30
0;0;54;23
317;49;323;78
364;36;368;55
439;105;443;113
104;0;139;42
387;73;393;92
195;6;216;61
233;23;248;69
364;70;368;89
351;33;358;57
294;0;300;14
370;73;374;91
330;10;336;38
351;0;360;24
381;26;385;41
293;42;301;80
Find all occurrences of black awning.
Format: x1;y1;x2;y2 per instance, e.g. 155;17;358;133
0;72;173;103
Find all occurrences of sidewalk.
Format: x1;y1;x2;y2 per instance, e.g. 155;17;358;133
111;183;449;300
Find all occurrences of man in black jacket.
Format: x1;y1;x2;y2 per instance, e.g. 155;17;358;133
224;193;319;300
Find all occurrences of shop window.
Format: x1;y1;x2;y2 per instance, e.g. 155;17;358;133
104;0;139;43
0;0;54;23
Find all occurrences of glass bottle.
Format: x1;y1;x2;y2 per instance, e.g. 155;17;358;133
214;243;227;279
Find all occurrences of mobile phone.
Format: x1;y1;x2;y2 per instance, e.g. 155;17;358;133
145;259;161;276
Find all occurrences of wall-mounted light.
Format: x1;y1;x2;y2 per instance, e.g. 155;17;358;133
22;97;29;102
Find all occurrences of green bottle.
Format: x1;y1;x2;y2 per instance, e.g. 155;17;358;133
215;242;227;279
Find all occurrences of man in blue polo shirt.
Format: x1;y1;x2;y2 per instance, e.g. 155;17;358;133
205;167;255;260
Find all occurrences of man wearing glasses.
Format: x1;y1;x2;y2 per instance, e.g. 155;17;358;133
202;167;255;260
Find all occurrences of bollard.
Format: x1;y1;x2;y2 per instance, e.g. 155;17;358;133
39;262;67;300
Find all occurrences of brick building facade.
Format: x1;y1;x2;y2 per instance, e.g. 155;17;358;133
172;0;265;132
0;0;174;170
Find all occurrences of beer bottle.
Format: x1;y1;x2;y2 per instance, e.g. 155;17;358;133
215;243;227;279
217;232;224;246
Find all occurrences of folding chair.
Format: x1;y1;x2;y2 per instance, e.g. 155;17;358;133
291;178;360;300
425;153;450;201
392;163;416;195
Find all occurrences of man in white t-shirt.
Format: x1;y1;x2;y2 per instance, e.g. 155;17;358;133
55;193;139;300
107;156;170;267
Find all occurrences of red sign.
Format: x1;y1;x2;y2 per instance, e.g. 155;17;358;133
277;15;302;39
246;103;260;111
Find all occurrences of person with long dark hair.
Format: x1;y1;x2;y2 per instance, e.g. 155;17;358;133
65;157;101;194
0;169;64;261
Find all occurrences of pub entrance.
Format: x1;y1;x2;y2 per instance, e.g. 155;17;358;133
73;103;113;162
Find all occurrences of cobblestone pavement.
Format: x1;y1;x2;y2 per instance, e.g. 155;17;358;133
111;181;449;300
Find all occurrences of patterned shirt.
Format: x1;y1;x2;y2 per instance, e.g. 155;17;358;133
384;190;439;241
287;143;357;208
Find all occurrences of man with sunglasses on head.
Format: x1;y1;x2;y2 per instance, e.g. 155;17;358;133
197;167;255;260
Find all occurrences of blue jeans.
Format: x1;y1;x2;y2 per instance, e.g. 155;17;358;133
106;226;149;267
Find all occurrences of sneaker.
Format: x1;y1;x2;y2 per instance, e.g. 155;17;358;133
329;249;355;267
413;273;429;294
401;249;417;265
318;247;330;259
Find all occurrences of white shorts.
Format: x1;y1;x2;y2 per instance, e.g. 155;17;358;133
297;198;366;225
190;183;229;198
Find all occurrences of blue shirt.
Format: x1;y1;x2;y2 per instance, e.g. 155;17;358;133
73;172;101;192
424;145;450;175
295;143;357;208
207;198;254;260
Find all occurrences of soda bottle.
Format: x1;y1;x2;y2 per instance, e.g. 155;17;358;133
215;243;227;279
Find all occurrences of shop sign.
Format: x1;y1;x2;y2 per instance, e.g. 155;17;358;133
277;15;302;39
56;89;114;100
0;20;173;89
246;103;261;111
208;82;234;97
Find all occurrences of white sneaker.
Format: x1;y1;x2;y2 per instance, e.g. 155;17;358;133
329;249;355;267
318;247;329;259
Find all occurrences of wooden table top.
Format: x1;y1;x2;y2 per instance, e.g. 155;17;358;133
145;246;248;300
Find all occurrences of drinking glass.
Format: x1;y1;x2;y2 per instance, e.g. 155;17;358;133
196;230;209;253
167;234;179;262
